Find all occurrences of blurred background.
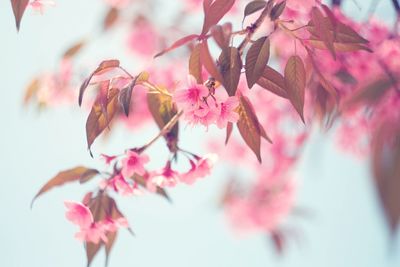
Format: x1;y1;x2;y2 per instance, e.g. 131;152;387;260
1;0;400;266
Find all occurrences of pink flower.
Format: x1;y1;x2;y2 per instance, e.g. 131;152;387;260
75;223;108;244
121;150;149;178
101;217;129;233
180;154;218;185
29;0;55;14
217;96;239;128
173;75;209;109
148;164;180;188
184;100;219;127
103;174;143;196
100;154;117;165
64;201;93;228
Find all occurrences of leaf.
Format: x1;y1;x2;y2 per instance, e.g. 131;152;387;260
189;43;203;84
86;88;120;153
270;0;286;21
242;0;267;24
211;23;232;49
256;66;288;98
31;166;97;207
154;34;199;58
237;96;270;163
80;169;100;184
118;72;149;116
284;55;306;122
78;59;121;106
85;241;102;267
131;174;171;202
307;40;372;53
372;121;400;233
245;37;270;88
23;78;40;105
105;231;117;267
11;0;29;31
103;7;119;31
310;7;336;59
147;90;179;153
218;46;242;96
63;40;86;59
199;40;224;83
341;77;394;111
225;122;233;145
200;0;235;36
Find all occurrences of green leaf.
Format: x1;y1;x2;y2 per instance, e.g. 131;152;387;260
245;36;270;88
284;55;306;122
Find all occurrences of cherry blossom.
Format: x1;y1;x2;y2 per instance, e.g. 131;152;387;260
121;150;149;178
180;154;218;185
173;75;209;109
29;0;55;14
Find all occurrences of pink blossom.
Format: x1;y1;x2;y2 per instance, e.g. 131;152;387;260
64;201;93;228
148;164;180;188
173;75;209;109
103;174;143;196
29;0;55;14
180;154;218;185
184;100;219;128
100;154;117;165
216;96;239;128
121;150;149;178
75;223;108;244
101;217;129;233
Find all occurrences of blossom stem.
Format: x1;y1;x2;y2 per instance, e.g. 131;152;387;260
140;110;184;152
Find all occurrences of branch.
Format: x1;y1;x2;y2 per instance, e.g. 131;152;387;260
392;0;400;15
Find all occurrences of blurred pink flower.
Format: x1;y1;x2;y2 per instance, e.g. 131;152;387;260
217;96;239;128
75;223;108;244
121;150;149;178
149;164;180;188
30;0;55;14
64;201;93;228
180;154;218;185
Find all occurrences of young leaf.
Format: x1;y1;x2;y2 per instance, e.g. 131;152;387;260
256;66;288;98
245;36;270;88
63;40;86;59
310;7;336;59
211;23;232;49
118;72;149;116
284;55;306;122
105;231;117;267
147;90;179;153
200;0;235;36
237;95;270;163
225;122;233;145
11;0;29;31
86;88;120;153
103;7;119;31
79;169;100;184
31;166;98;206
78;60;121;106
242;0;267;24
219;46;242;96
372;121;400;233
154;34;199;58
270;0;286;21
189;43;203;84
200;40;224;82
85;241;102;267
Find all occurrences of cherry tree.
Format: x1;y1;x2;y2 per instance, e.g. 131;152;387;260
9;0;400;265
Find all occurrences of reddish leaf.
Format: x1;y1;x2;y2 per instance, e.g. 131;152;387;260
245;36;270;88
372;121;400;232
270;0;286;21
118;72;149;116
341;77;394;110
242;0;267;24
225;122;233;145
31;166;98;206
103;7;119;31
79;169;100;184
284;55;306;122
237;96;271;163
200;40;224;82
85;241;102;267
219;46;242;96
211;23;232;49
307;40;372;53
310;7;336;59
147;90;179;153
86;88;120;153
23;78;40;105
256;66;288;98
189;43;203;84
154;34;199;58
105;231;117;266
63;40;86;59
78;60;121;106
11;0;29;31
200;0;235;36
